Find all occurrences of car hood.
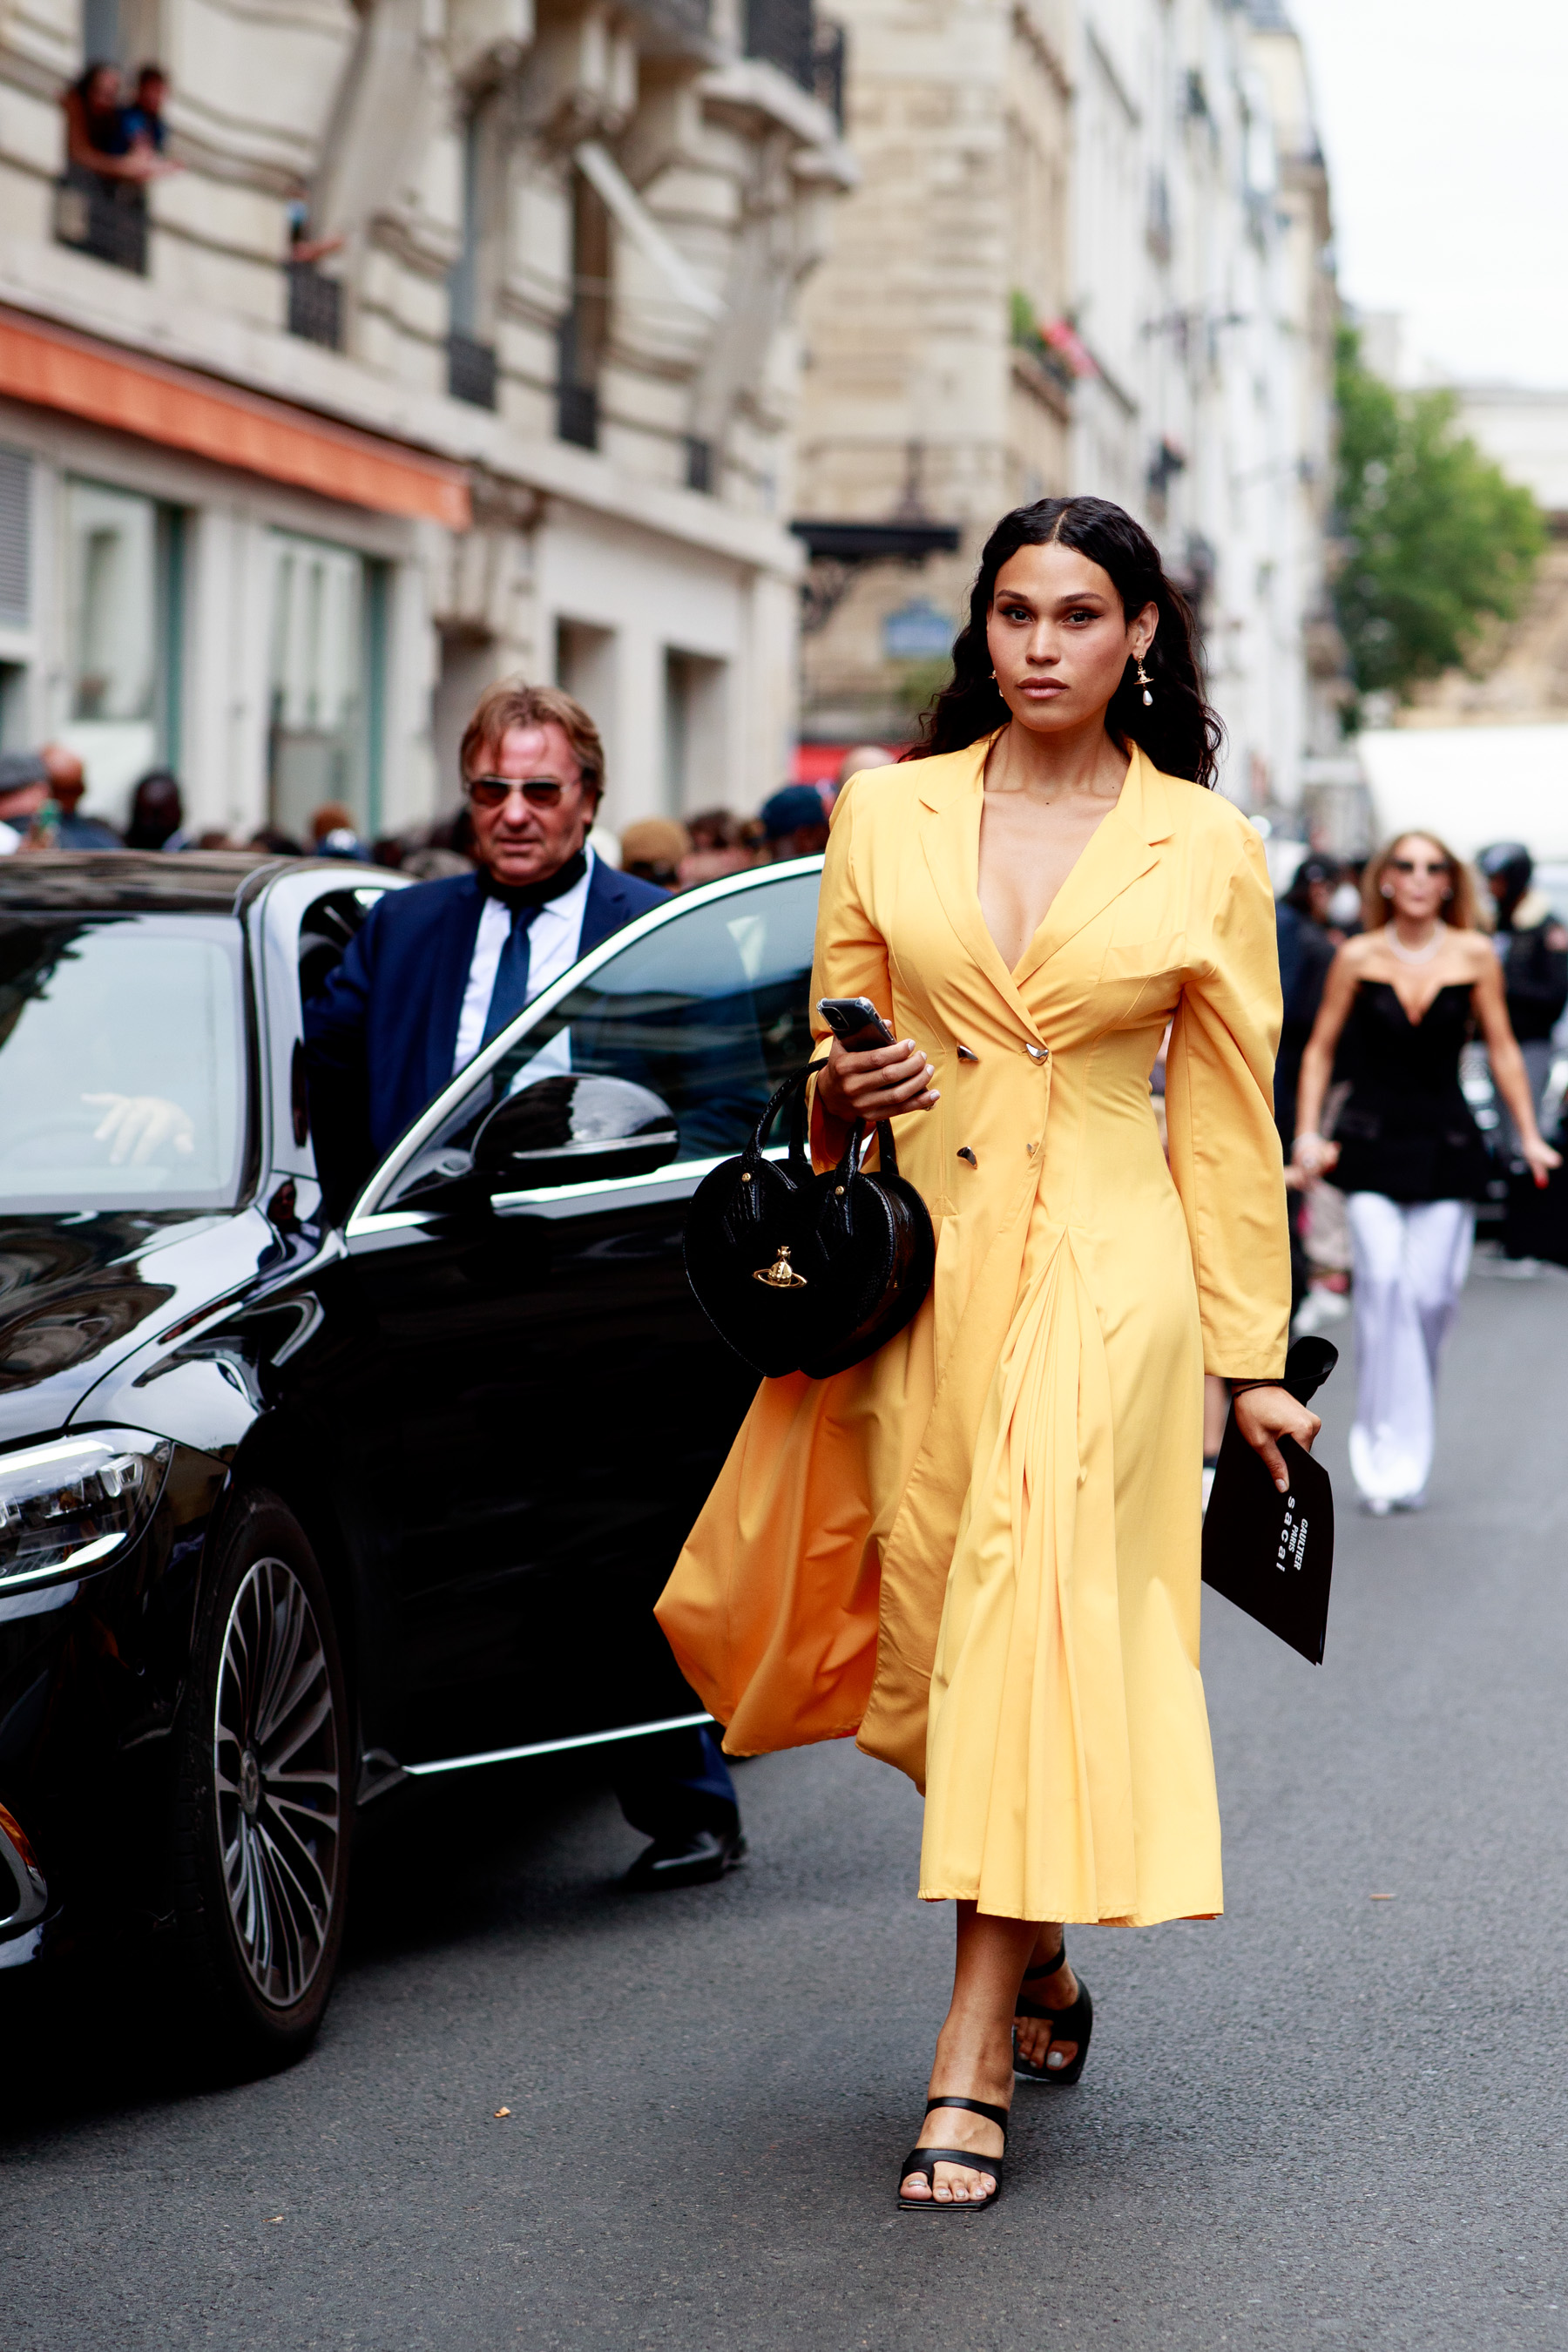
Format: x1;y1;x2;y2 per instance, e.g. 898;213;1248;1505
0;1211;273;1446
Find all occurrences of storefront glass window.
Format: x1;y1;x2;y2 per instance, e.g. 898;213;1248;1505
63;479;182;801
267;532;386;844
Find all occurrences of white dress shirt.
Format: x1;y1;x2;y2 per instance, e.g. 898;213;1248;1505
451;845;597;1077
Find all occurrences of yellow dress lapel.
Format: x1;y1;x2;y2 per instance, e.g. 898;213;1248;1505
1010;746;1176;991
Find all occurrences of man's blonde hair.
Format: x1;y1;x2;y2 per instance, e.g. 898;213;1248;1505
459;679;605;801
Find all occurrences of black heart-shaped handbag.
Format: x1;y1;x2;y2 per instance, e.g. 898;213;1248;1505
683;1060;936;1379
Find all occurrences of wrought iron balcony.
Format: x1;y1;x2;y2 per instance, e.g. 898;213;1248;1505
746;0;814;91
448;334;498;410
287;263;343;350
54;172;147;275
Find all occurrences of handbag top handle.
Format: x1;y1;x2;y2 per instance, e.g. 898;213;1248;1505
739;1054;902;1186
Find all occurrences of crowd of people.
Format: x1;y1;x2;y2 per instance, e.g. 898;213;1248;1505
8;718;1564;1538
0;743;868;882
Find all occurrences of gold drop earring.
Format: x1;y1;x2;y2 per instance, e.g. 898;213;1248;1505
1135;658;1153;707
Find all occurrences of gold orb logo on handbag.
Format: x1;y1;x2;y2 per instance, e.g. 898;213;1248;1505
684;1058;934;1379
754;1244;808;1289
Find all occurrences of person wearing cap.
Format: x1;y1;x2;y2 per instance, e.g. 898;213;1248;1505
0;754;49;852
620;815;691;890
305;676;750;1891
41;745;122;847
758;784;830;862
1477;842;1568;1131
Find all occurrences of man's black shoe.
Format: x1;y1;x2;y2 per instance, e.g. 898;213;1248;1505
623;1827;747;1891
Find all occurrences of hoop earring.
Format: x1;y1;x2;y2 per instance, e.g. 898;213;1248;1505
1135;658;1153;707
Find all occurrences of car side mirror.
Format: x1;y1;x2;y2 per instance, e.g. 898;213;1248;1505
472;1073;679;1191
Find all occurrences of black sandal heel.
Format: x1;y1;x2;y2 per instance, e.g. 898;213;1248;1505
896;2095;1008;2213
1013;1946;1093;2085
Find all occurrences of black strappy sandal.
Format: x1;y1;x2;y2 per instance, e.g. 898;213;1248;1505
1013;1946;1093;2085
896;2095;1007;2213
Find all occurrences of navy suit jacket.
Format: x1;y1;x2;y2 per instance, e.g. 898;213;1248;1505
304;858;668;1199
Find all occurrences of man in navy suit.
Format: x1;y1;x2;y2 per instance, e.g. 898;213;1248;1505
304;681;668;1196
305;679;747;1892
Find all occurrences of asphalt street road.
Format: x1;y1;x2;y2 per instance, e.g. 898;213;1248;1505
7;1259;1568;2351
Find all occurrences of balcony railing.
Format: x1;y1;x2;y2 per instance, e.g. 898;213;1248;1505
287;263;343;350
558;382;599;449
557;315;599;450
54;172;147;275
746;0;814;91
447;334;498;409
813;20;846;127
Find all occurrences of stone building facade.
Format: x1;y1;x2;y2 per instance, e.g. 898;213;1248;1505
791;0;1341;814
0;0;850;840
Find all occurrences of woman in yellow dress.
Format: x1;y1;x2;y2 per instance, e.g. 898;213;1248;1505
657;497;1319;2211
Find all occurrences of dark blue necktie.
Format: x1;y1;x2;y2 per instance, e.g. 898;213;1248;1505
479;901;544;1049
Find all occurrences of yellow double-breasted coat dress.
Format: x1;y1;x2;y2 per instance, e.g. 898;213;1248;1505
657;739;1290;1926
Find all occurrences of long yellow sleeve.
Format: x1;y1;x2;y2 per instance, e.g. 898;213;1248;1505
1164;821;1291;1379
805;777;894;1166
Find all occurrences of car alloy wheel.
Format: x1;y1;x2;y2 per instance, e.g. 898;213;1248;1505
213;1556;341;2011
173;1490;351;2066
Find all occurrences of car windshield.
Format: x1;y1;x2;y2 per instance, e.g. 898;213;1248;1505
0;913;247;1212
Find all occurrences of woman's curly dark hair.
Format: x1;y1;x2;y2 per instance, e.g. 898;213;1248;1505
907;496;1224;788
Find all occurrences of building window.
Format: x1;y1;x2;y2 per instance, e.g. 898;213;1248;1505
63;478;183;796
0;449;30;631
685;436;714;495
267;534;387;843
448;109;498;409
0;449;30;747
558;168;610;451
663;650;727;814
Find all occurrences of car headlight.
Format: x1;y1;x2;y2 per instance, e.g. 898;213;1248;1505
0;1429;172;1592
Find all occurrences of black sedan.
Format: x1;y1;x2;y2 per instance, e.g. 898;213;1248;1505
0;848;821;2059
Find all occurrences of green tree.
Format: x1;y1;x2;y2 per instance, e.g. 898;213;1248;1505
1333;324;1544;715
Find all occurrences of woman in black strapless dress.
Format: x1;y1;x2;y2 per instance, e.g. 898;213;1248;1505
1294;833;1558;1511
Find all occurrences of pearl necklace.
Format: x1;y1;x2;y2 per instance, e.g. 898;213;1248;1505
1386;925;1444;966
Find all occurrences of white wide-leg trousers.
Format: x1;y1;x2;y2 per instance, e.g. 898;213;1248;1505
1345;1192;1473;1505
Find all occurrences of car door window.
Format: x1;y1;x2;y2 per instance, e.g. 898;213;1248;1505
377;868;821;1211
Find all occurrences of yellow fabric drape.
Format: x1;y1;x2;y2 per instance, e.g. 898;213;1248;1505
657;741;1290;1925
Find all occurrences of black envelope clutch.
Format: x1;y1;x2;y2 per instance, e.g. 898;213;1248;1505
1201;1336;1338;1665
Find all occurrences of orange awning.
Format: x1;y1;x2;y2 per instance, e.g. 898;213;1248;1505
0;305;471;529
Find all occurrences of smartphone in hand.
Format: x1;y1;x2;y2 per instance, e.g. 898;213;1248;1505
817;997;896;1054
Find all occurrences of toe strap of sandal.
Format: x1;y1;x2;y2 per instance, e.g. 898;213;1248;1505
900;2147;1005;2188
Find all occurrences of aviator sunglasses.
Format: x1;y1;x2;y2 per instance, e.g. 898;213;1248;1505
466;775;575;810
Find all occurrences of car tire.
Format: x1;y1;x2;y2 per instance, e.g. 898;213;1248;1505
172;1490;351;2068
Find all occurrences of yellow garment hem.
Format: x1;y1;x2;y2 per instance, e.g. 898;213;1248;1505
916;1888;1225;1928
